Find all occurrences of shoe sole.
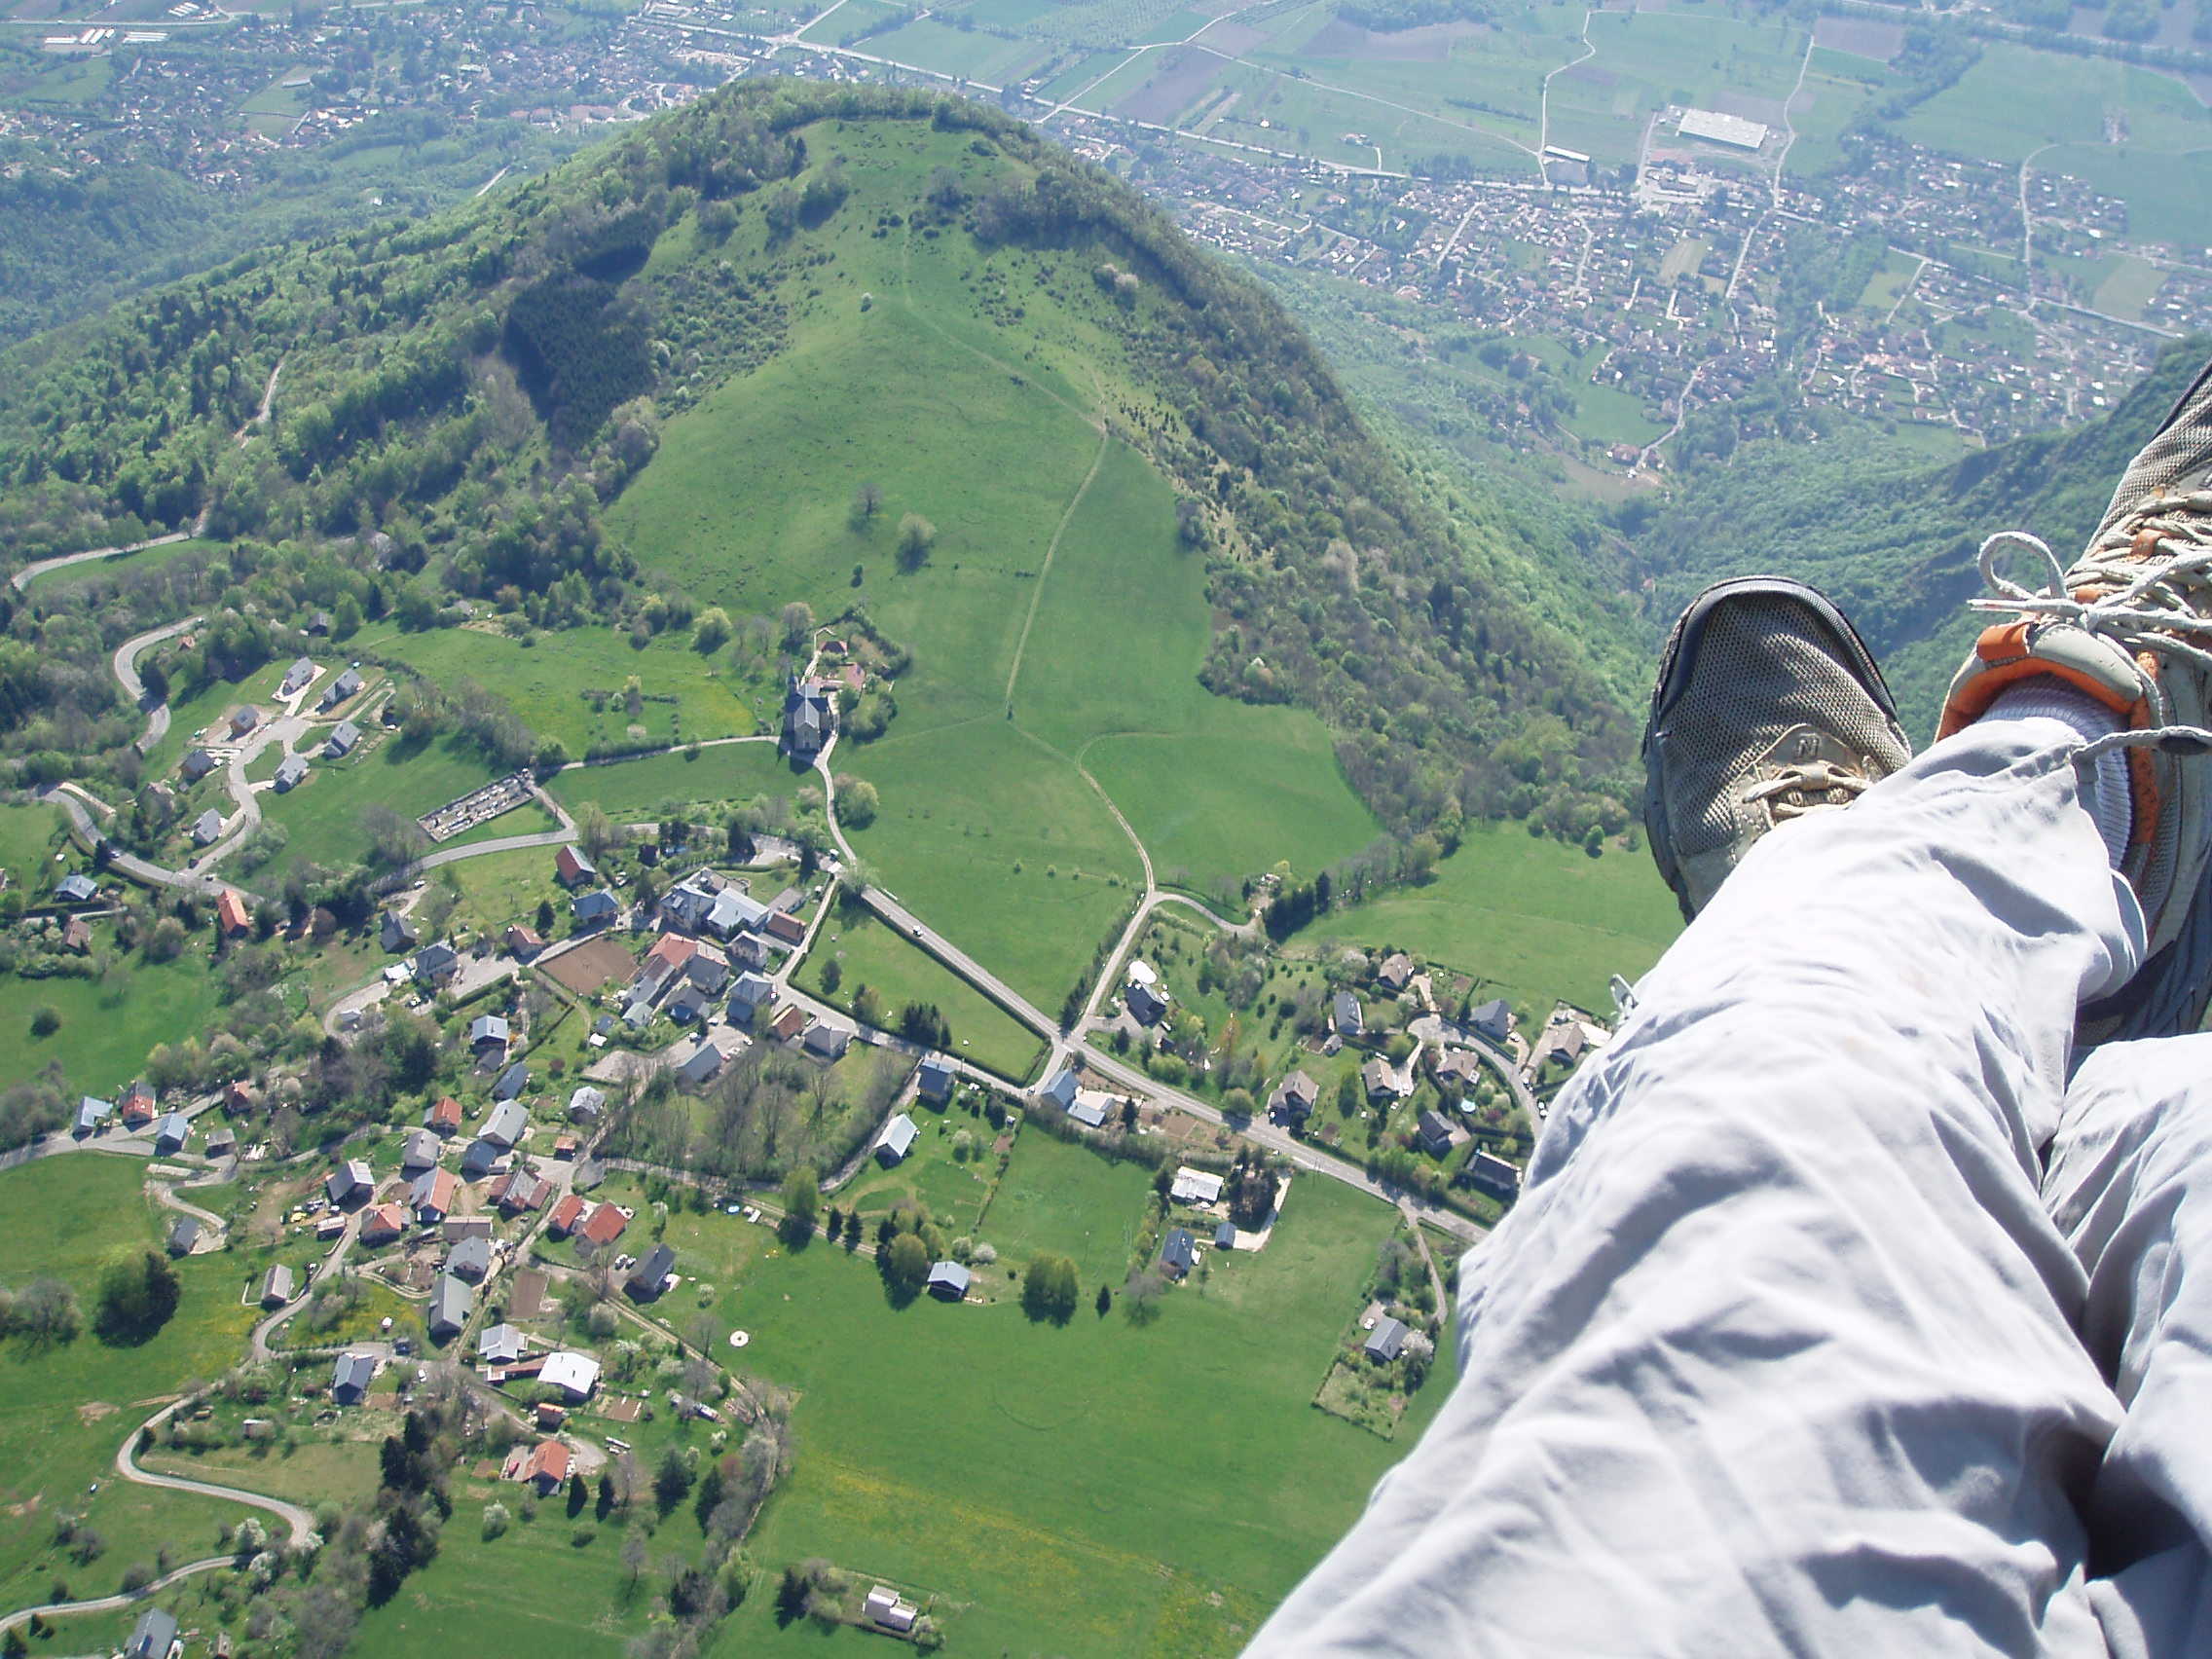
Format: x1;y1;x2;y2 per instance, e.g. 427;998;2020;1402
1642;575;1904;922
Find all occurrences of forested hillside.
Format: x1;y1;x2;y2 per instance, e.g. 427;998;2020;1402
1631;340;2209;735
0;79;1639;846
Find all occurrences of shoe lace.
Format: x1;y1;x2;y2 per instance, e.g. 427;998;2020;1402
1970;501;2212;679
1743;758;1875;820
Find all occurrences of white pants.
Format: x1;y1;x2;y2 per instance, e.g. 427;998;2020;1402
1247;719;2212;1657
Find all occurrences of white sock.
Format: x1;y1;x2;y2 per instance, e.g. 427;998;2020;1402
1987;683;2131;865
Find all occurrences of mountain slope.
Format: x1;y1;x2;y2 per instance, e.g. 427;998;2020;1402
0;82;1641;887
1633;340;2210;736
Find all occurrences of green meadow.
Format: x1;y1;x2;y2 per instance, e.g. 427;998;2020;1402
4;924;223;1095
794;904;1049;1083
1887;43;2208;163
548;741;803;822
252;733;504;885
700;1137;1447;1656
355;621;763;757
0;797;68;890
1296;820;1682;1015
0;1156;259;1613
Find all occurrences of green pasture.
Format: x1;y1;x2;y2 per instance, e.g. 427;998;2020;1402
548;741;801;821
795;904;1048;1083
0;796;68;890
1887;42;2208;163
862;16;1051;80
252;733;500;885
0;1156;259;1613
18;535;227;596
1295;820;1681;1015
355;622;762;757
707;1149;1447;1656
4;925;222;1095
800;0;903;40
2040;143;2212;252
140;1437;383;1511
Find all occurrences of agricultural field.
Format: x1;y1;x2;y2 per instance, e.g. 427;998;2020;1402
354;621;764;759
0;1156;260;1615
696;1138;1449;1656
2036;143;2212;253
0;796;67;890
1544;7;1809;167
1885;42;2209;164
794;903;1049;1083
1292;820;1681;1017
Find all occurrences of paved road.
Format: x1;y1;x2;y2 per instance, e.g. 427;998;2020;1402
122;1398;316;1544
9;533;193;595
0;1553;236;1643
113;613;201;755
42;785;263;906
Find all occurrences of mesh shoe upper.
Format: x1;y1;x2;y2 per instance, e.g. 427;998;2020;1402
1644;579;1913;920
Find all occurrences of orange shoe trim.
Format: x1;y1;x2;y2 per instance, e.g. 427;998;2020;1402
1935;648;2140;741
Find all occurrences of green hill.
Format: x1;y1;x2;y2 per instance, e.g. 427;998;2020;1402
0;81;1642;1002
1631;339;2211;737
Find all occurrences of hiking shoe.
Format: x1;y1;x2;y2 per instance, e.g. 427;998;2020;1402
1938;354;2212;1043
1643;576;1912;921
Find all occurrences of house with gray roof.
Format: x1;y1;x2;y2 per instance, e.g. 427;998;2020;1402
258;1264;296;1309
469;1014;510;1051
568;1085;607;1121
1416;1108;1456;1159
413;940;459;982
1269;1070;1318;1125
380;909;419;952
479;1322;526;1366
74;1095;113;1136
801;1021;851;1061
727;973;775;1027
326;719;361;757
400;1128;441;1170
1466;999;1514;1045
706;887;769;939
127;1605;178;1659
166;1215;202;1256
460;1137;501;1179
428;1273;473;1340
281;656;316;696
273;755;310;792
1126;980;1169;1025
1334;991;1365;1039
191;807;224;847
493;1061;529;1102
327;1159;374;1206
627;1242;677;1301
55;872;96;904
667;982;707;1024
1364;1315;1408;1363
1463;1150;1523;1200
180;747;217;784
1160;1227;1197;1279
779;675;836;758
1068;1097;1109;1129
1362;1057;1399;1104
447;1235;495;1283
481;1098;530;1149
927;1261;971;1302
1039;1066;1080;1113
875;1112;919;1166
319;667;363;710
675;1040;727;1091
331;1351;377;1403
572;889;620;927
916;1054;955;1103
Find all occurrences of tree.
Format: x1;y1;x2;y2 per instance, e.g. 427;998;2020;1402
653;1447;693;1513
597;1471;616;1520
834;775;878;829
780;602;815;651
621;1523;649;1586
882;1233;930;1303
92;1248;179;1345
779;1166;820;1247
850;481;882;526
1021;1254;1079;1324
693;1462;726;1533
1122;1267;1166;1326
567;1471;589;1517
1096;1282;1112;1318
895;513;937;571
693;607;732;654
29;1005;58;1039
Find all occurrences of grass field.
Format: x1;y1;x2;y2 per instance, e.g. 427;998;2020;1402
18;536;227;596
794;903;1048;1082
253;732;500;885
0;796;68;891
547;741;803;822
1888;42;2209;163
0;1155;259;1613
1545;8;1809;166
140;1437;382;1510
3;928;223;1095
354;621;763;758
696;1142;1448;1655
2040;142;2212;252
1297;819;1681;1015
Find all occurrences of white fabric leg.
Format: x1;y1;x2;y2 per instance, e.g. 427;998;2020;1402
1245;719;2145;1658
2045;1036;2212;1657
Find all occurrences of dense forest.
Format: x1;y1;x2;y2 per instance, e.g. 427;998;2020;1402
0;79;1643;843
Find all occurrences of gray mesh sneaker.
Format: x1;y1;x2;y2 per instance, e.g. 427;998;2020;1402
1643;577;1912;920
1939;352;2212;1043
